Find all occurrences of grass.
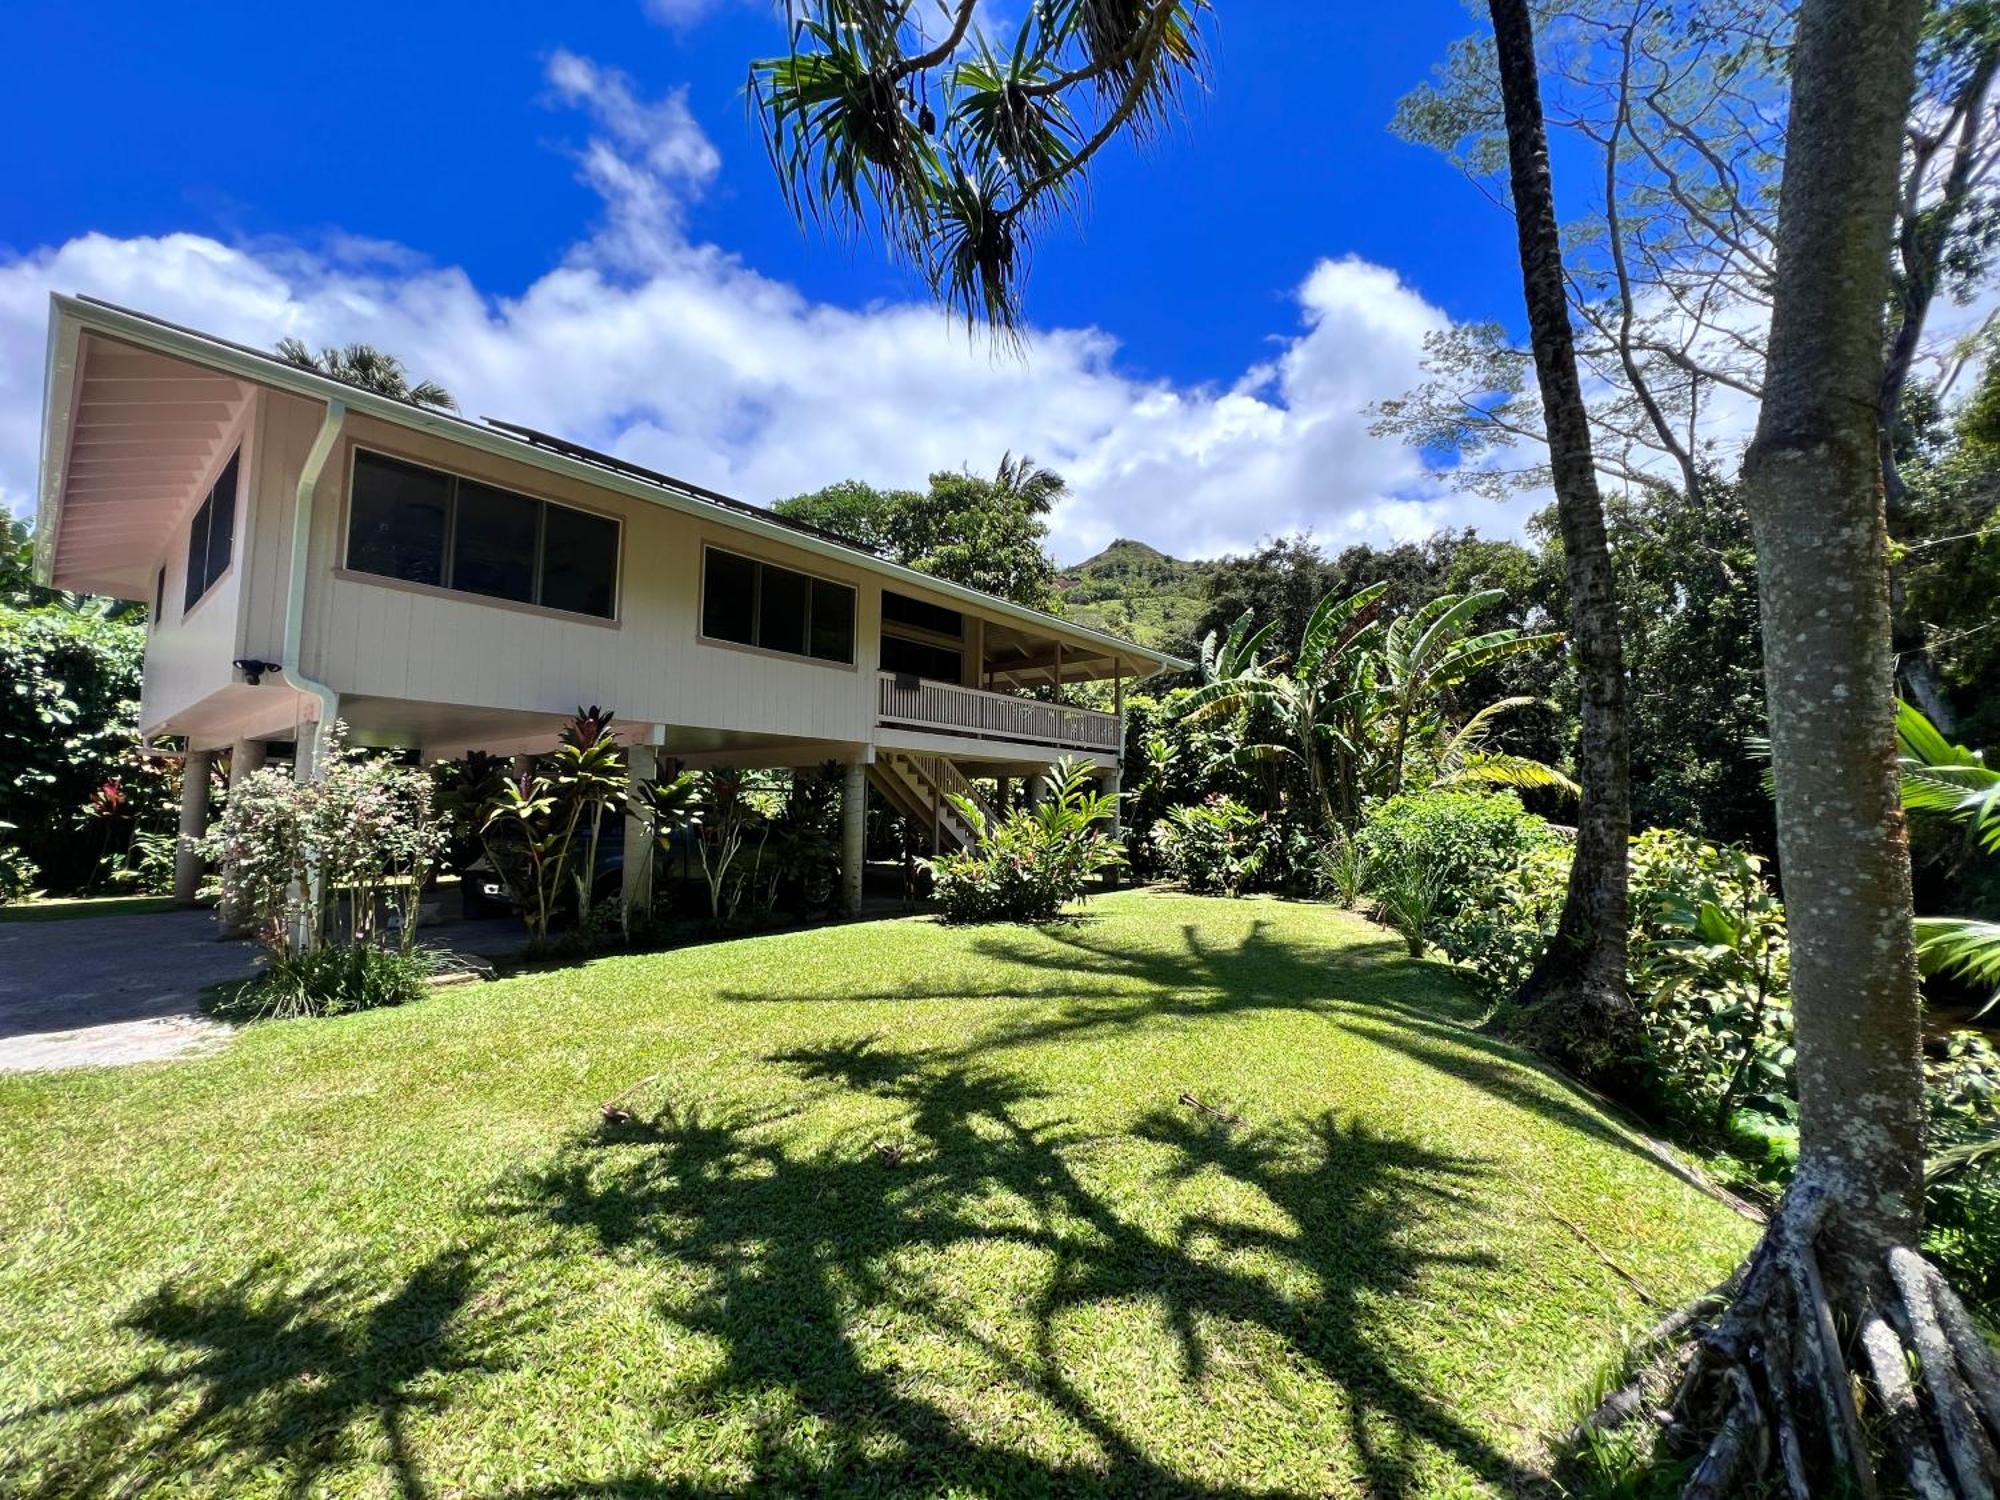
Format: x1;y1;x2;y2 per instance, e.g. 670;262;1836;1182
0;891;1753;1497
0;893;186;923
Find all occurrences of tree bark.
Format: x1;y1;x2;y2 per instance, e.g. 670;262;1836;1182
1742;0;1927;1291
1488;0;1637;1080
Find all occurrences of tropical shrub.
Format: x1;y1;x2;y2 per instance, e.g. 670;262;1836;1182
1925;1031;2000;1305
929;757;1122;923
0;601;148;892
1372;860;1447;957
203;725;447;959
1151;795;1264;896
212;944;436;1022
1315;832;1376;908
1357;787;1560;963
1443;839;1570;992
1625;830;1793;1134
0;824;38;905
480;709;628;944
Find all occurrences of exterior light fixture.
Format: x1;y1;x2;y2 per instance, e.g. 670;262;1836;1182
232;658;283;686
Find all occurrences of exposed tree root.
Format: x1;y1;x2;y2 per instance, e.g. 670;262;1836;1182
1576;1183;2000;1497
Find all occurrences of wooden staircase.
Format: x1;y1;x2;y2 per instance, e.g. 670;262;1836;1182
868;754;994;852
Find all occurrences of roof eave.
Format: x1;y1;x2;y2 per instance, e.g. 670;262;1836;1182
32;296;83;588
42;295;1193;673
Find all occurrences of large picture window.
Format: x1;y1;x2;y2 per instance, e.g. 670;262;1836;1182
345;449;619;620
183;449;240;613
701;546;855;665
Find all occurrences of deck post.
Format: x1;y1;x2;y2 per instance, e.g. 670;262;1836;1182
174;747;214;906
1024;771;1048;807
622;744;657;924
841;761;866;917
1102;764;1124;889
218;740;268;931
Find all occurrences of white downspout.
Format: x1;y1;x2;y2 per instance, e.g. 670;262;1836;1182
282;398;346;767
281;398;345;952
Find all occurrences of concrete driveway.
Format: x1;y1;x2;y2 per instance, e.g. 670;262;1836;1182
0;905;527;1073
0;909;258;1072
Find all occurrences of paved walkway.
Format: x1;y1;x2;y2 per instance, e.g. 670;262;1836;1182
0;906;525;1074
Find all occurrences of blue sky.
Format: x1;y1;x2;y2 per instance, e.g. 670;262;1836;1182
0;0;1540;561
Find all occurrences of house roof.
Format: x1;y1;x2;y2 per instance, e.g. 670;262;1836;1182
35;293;1191;676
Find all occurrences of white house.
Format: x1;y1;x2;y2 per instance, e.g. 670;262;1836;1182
31;295;1187;914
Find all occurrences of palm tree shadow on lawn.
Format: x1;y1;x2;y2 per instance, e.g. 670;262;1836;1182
723;915;1684;1185
487;1032;1549;1497
2;1240;533;1500
6;915;1671;1497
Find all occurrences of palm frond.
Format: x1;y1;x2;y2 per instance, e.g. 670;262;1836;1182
1914;915;2000;1010
1439;752;1580;799
1930;1130;2000;1182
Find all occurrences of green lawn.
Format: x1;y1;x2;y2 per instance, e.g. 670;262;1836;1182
0;893;186;923
0;891;1752;1497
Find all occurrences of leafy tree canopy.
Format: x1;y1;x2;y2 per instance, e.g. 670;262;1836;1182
776;453;1066;611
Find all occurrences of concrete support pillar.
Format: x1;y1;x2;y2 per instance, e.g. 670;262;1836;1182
218;740;268;931
841;761;867;917
174;748;214;906
1024;772;1048;808
623;744;657;922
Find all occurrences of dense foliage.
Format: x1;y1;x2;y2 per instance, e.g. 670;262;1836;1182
775;453;1065;610
928;757;1122;922
211;944;437;1023
1345;784;2000;1299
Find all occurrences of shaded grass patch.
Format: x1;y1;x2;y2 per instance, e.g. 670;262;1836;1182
0;891;1752;1496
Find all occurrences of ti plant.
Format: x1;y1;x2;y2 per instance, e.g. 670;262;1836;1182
480;708;629;948
750;0;1211;334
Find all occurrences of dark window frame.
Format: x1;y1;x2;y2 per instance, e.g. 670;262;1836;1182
699;544;857;666
342;446;623;621
183;448;241;616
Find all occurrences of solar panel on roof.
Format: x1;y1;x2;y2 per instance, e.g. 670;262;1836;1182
480;417;883;555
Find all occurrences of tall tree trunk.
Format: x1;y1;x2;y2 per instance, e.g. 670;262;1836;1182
1746;0;1927;1293
1487;0;1637;1081
1577;4;2000;1493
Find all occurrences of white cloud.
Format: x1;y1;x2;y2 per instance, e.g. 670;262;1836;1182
0;53;1529;565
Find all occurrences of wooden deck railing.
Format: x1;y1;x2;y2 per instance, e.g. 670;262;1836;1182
877;672;1120;753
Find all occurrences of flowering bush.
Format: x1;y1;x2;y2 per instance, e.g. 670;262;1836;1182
1151;795;1264;896
202;724;447;960
929;757;1123;923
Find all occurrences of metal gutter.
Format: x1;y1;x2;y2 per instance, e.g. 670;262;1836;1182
283;398;347;764
45;294;1191;677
